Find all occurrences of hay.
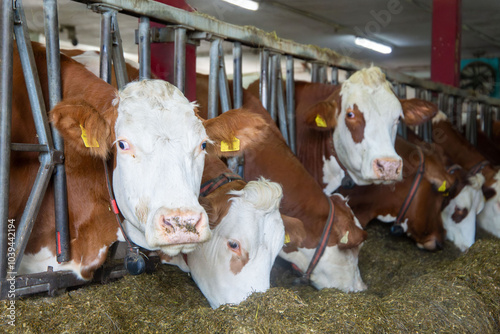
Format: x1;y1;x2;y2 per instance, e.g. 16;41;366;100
1;222;499;333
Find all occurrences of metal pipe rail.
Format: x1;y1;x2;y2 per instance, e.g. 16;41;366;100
71;0;500;108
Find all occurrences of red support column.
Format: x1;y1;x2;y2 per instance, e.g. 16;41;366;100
431;0;462;87
150;0;197;101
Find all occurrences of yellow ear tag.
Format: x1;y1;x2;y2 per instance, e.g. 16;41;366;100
79;124;99;148
315;114;327;128
438;180;447;192
284;233;291;244
340;231;349;244
220;137;240;152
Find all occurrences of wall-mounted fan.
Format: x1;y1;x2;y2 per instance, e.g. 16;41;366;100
460;58;500;97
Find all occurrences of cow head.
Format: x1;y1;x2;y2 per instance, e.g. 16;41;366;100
478;170;500;238
441;173;485;251
187;179;285;308
51;80;211;256
303;67;438;186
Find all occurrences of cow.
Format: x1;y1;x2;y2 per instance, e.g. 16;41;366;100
163;150;287;309
63;49;289;307
425;111;500;239
11;42;255;280
248;67;438;186
195;86;368;292
331;137;458;250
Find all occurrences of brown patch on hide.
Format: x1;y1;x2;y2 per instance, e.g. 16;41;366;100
230;248;249;275
345;104;366;144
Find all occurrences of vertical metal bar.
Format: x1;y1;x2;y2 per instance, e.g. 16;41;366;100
396;84;407;139
259;49;270;110
276;57;289;144
447;96;455;123
174;27;187;93
331;66;338;85
13;5;54;148
207;38;220;119
99;9;113;84
437;93;446;112
311;62;319;83
44;0;70;263
111;12;128;90
286;55;296;154
484;105;492;138
269;54;278;121
232;42;242;109
218;42;232;113
138;16;151;80
0;0;15;281
455;97;463;130
471;102;478;146
318;65;327;84
422;90;433;143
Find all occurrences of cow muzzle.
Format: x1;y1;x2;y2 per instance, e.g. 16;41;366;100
153;207;210;245
372;158;402;181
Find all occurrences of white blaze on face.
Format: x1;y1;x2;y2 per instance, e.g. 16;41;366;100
478;171;500;238
187;179;285;309
441;174;485;252
322;155;345;195
334;67;403;185
112;80;210;256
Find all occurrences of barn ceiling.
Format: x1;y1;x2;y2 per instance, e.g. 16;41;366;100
20;0;500;79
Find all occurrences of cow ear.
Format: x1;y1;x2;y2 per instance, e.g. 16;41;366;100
304;101;337;131
401;98;438;126
203;108;268;157
50;98;115;159
199;191;233;229
282;215;306;249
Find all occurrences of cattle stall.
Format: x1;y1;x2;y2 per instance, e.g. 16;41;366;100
1;0;500;330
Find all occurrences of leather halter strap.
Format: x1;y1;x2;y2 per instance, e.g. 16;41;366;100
393;147;425;230
199;172;243;197
103;160;135;249
468;160;489;177
292;196;336;281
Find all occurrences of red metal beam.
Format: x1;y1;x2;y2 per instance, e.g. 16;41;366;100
150;0;197;101
431;0;462;87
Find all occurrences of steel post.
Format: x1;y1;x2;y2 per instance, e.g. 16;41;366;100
0;0;15;281
286;55;296;154
207;38;220;119
99;9;113;84
311;62;319;83
259;49;270;110
44;0;70;263
484;105;492;138
447;96;455;123
111;12;128;90
331;66;338;85
276;58;289;145
174;27;187;93
232;42;243;109
218;42;232;113
138;16;151;80
269;54;278;121
318;65;327;84
397;84;407;139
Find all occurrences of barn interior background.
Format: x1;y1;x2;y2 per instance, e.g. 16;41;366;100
1;0;500;332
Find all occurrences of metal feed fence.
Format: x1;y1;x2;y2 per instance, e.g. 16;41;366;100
1;0;499;298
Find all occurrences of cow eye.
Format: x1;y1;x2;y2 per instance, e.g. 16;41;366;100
346;111;355;119
227;240;240;251
201;141;207;151
118;140;130;150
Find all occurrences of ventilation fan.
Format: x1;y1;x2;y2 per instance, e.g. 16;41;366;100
460;58;500;97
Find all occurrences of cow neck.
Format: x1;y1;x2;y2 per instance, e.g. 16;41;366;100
292;196;336;282
391;146;425;235
102;158;136;250
200;172;243;197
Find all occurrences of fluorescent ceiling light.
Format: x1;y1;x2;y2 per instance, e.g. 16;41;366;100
355;37;392;54
222;0;260;11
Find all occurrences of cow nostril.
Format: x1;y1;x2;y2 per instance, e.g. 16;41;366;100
376;160;385;173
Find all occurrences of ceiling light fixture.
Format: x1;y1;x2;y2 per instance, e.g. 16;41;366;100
222;0;260;11
354;37;392;54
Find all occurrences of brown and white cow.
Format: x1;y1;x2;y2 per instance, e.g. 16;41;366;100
334;137;457;250
248;67;438;186
12;43;256;280
427;111;500;239
195;88;368;292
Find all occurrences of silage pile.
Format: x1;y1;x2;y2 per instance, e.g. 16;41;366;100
1;222;499;333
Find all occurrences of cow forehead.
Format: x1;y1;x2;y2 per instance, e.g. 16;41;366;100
340;84;402;123
114;80;206;142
